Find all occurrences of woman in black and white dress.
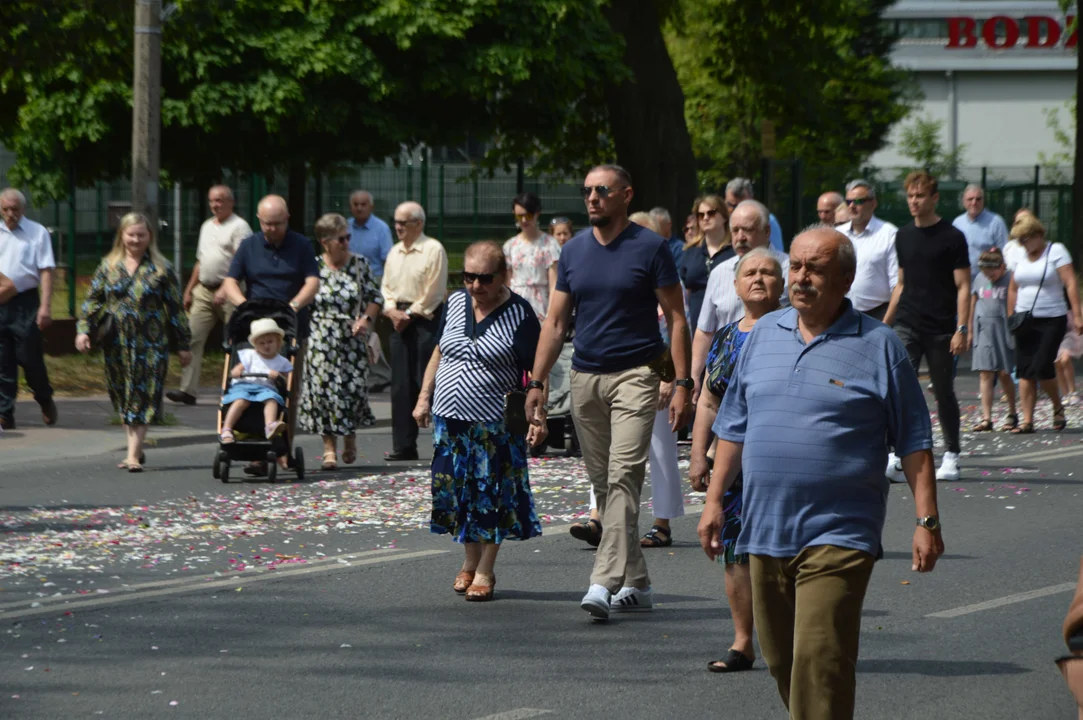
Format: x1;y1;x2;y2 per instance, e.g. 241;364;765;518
299;213;383;469
413;241;546;602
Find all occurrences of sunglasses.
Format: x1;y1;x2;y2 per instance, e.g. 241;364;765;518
846;197;870;206
328;233;349;243
579;185;625;199
697;209;719;220
684;225;694;233
515;213;535;223
462;271;496;285
393;219;415;227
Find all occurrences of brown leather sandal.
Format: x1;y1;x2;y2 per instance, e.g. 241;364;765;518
465;573;495;602
453;571;475;594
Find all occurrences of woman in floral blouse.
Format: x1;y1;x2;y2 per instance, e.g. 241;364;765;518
75;213;191;472
502;192;561;321
298;213;383;469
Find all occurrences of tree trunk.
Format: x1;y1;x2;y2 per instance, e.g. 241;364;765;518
602;0;699;221
287;160;307;235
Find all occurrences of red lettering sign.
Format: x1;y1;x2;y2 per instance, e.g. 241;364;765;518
1025;15;1061;47
947;17;978;48
982;15;1020;49
944;16;1075;49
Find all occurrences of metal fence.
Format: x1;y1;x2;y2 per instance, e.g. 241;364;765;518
0;147;1075;318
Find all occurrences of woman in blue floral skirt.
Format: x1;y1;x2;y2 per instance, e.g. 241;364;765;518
413;241;546;602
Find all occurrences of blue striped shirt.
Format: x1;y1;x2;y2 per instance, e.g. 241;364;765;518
713;301;932;558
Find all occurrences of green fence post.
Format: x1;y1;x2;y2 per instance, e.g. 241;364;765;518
980;167;987;192
406;161;413;201
472;174;479;242
1033;165;1040;214
248;173;257;223
420;149;429;211
438;164;445;241
516;158;525;194
67;164;76;318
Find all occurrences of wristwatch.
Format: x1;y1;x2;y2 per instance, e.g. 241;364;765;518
916;516;941;531
404;308;414;319
956;324;967;334
674;378;694;390
288;300;300;312
526;379;545;391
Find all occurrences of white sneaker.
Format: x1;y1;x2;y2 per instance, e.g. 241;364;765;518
885;453;905;484
580;584;611;621
610;586;653;613
936;452;960;481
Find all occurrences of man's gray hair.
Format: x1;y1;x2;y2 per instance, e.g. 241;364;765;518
0;188;27;208
733;199;770;232
734;246;783;281
726;177;755;199
350;189;374;203
844;178;876;200
208;184;234;202
799;223;857;278
648;207;671;225
962;183;984;203
396;201;426;224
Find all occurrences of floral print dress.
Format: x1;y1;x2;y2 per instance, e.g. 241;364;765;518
503;233;561;320
299;254;382;436
77;257;191;425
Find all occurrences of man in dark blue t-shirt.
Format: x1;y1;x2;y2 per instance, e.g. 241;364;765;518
222;195;320;473
526;164;692;621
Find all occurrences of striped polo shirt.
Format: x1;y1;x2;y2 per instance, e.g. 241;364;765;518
432;289;540;423
713;301;932;558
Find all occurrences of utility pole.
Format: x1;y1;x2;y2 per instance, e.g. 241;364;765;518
131;0;162;230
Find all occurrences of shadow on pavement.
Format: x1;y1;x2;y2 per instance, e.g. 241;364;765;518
857;659;1030;676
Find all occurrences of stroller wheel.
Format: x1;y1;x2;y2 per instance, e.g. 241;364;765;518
220;460;231;484
294;447;305;481
266;450;278;483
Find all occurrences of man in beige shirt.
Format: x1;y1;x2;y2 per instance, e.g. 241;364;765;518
167;185;252;405
381;201;448;460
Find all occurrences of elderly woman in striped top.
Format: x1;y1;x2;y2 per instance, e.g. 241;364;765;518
413;241;546;602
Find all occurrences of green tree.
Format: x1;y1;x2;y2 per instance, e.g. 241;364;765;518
665;0;913;190
896;115;967;179
1038;98;1075;183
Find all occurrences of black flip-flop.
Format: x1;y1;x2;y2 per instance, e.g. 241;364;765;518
708;649;755;673
640;524;672;548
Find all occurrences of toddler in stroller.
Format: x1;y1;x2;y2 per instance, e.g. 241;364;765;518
220;317;293;445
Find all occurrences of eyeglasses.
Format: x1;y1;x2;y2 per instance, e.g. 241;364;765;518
515;213;535;223
846;197;870;206
328;234;349;243
579;185;626;199
393;219;414;227
462;271;496;285
684;226;694;233
697;209;719;220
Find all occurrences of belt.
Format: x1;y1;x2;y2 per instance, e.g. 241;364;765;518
201;281;222;291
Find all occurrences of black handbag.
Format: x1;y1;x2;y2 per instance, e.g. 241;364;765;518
94;312;116;346
1008;245;1050;335
503;390;529;435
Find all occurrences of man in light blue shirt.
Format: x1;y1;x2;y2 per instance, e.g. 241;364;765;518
725;177;785;252
698;225;944;719
952;184;1008;279
347;190;393;278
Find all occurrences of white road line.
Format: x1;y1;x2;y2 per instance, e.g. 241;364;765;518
471;710;553;720
926;582;1078;618
0;548;447;620
987;444;1083;463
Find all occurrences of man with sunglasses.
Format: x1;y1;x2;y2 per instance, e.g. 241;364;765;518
838;179;898;322
168;185;252;406
526;164;693;621
381;201;448;461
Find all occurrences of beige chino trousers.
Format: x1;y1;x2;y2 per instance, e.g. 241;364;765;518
570;364;659;592
180;283;235;396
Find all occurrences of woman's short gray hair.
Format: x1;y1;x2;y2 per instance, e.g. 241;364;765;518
313;212;348;240
734;246;783;281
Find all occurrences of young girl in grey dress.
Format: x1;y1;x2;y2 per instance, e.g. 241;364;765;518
968;247;1018;431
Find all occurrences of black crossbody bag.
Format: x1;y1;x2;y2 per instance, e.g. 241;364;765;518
1008;245;1050;335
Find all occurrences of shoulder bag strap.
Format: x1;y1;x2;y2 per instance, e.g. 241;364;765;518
1027;244;1051;314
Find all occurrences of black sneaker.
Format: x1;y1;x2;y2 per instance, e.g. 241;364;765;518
386;448;419;461
166;390;197;405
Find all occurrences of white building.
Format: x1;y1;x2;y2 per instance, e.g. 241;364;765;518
870;0;1076;171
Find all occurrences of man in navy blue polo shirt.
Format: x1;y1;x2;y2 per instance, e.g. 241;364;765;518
223;195;320;468
699;226;944;719
526;164;693;621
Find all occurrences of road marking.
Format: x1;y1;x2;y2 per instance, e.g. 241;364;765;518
926;582;1078;618
987;444;1083;463
0;548;447;620
471;710;553;720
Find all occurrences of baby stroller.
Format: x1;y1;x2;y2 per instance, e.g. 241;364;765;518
211;298;305;483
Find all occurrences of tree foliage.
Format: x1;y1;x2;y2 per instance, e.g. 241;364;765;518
896;115;966;180
0;0;623;200
665;0;914;190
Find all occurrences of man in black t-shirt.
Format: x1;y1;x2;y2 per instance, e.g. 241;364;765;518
883;171;970;482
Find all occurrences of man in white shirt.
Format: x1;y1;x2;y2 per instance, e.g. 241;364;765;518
167;185;252;405
0;188;57;429
691;200;789;399
725;178;786;252
953;184;1008;280
839;179;898;321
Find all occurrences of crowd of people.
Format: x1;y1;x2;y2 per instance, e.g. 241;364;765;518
3;164;1083;718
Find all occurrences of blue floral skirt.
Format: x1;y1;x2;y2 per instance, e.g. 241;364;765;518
718;476;749;566
430;415;543;544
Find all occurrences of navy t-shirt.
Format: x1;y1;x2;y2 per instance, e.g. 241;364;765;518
228;229;320;337
556;223;679;373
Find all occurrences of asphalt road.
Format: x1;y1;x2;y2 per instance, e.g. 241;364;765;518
2;377;1082;719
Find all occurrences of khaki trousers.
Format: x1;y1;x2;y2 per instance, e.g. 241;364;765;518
751;546;877;720
570;365;659;591
180;283;235;396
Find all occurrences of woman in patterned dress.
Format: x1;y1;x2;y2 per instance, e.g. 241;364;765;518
688;247;783;673
75;213;192;472
503;192;561;321
299;213;383;470
412;241;546;602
